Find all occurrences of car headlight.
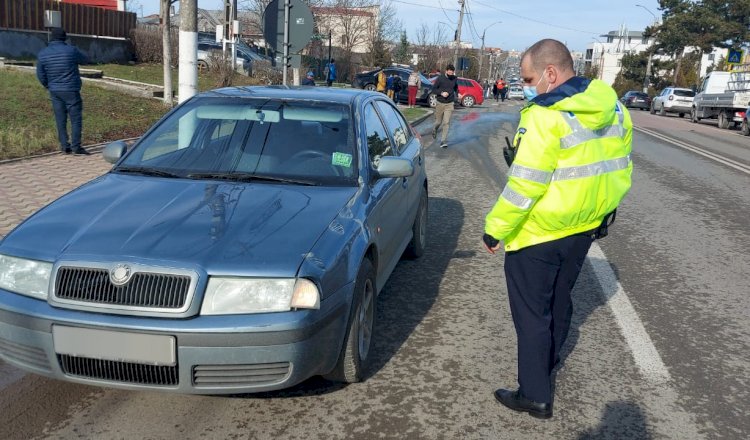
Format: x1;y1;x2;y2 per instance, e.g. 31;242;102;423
0;254;53;300
200;277;320;315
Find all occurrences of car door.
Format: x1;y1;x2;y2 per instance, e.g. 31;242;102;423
374;100;422;240
362;100;406;280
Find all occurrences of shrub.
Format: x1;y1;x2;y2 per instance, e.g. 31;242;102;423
131;26;178;64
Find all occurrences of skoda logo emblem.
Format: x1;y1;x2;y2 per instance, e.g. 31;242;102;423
109;264;132;286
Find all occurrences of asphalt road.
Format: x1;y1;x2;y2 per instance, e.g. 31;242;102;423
0;102;748;439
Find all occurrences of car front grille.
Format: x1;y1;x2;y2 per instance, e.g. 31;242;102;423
58;354;178;386
55;267;191;309
192;362;291;388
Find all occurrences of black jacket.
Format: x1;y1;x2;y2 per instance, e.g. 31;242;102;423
433;74;458;104
36;41;88;92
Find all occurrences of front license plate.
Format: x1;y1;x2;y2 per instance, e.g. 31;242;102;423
53;326;176;366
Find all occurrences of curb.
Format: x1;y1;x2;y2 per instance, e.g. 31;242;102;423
0;137;139;166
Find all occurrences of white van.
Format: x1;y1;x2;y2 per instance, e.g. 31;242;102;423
691;70;750;129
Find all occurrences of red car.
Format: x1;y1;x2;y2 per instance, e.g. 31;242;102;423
429;76;484;107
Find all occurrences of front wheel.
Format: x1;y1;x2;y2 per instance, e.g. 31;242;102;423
650;103;656;115
364;83;377;91
428;94;438;108
403;190;427;259
461;95;475;107
659;104;666;116
691;108;700;123
324;259;376;383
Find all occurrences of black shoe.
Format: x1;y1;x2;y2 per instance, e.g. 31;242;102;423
440;142;448;148
62;149;72;154
73;148;91;155
494;388;552;419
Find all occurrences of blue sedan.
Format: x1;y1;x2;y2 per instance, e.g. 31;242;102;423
0;86;428;393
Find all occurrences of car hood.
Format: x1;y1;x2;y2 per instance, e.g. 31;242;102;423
1;174;357;276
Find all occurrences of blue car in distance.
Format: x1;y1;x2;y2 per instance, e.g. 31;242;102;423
0;87;428;394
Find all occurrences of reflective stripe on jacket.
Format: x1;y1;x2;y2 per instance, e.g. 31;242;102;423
485;77;633;251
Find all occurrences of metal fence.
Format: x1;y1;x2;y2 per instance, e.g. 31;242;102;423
0;0;136;39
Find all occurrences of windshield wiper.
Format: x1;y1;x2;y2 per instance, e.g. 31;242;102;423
186;172;318;186
114;166;182;178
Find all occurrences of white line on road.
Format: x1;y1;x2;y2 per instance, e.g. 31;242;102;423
587;243;672;384
634;126;750;175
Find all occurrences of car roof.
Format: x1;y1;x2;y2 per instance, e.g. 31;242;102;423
195;85;380;105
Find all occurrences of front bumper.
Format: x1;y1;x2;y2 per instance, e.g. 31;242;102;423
0;283;353;394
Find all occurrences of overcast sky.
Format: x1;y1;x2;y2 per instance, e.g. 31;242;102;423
132;0;663;52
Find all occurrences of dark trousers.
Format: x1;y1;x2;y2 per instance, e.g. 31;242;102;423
50;91;83;151
500;89;507;102
504;233;593;404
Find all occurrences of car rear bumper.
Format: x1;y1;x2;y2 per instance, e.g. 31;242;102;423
0;282;353;394
664;103;692;113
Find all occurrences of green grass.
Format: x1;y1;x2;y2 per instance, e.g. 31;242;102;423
82;63;265;92
0;68;169;160
401;107;430;123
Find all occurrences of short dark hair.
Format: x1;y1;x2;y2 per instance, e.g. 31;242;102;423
330;59;335;63
522;39;574;73
446;64;455;71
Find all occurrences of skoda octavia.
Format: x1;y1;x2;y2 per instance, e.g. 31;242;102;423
0;87;427;394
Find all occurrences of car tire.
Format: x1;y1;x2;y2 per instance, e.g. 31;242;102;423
461;95;475;107
691;107;700;123
428;94;438;108
403;189;427;259
741;119;750;136
679;112;685;118
650;103;656;115
718;111;730;129
364;83;377;91
324;258;376;384
659;104;666;116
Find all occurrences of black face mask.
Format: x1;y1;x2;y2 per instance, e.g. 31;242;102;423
447;74;456;80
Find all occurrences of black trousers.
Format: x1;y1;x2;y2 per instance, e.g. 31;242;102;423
504;233;593;403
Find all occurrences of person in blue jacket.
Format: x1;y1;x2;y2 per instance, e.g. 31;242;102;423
36;28;90;155
325;59;337;87
301;71;316;86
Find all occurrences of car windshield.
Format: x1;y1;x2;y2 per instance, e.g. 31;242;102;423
673;89;695;97
117;98;357;186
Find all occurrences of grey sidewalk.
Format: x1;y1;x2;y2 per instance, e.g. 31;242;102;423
0;151;110;238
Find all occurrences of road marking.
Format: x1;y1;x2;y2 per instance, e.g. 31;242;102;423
587;243;672;384
634;126;750;175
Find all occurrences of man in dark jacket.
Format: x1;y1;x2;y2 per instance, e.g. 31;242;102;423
36;28;90;155
431;64;462;148
301;71;316;86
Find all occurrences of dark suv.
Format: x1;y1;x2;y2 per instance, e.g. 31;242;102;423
620;90;651;111
352;67;433;106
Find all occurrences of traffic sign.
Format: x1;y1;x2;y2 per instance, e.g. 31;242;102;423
728;49;743;64
263;0;314;55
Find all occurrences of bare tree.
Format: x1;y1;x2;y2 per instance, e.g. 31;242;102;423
414;22;449;73
364;0;402;68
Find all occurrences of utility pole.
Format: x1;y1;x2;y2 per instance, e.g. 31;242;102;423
178;0;197;103
453;0;465;70
478;30;485;82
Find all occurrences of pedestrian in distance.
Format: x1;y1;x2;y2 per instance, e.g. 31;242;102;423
483;38;633;419
392;74;403;103
376;68;387;94
386;73;395;100
499;77;507;102
324;59;336;87
36;27;90;155
407;69;421;108
301;71;315;86
431;64;462;148
492;80;500;101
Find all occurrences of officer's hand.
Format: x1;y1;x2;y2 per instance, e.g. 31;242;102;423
458;93;463;100
482;233;502;254
441;91;449;98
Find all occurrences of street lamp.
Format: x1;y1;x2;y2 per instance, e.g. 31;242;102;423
478;21;502;82
591;37;605;80
636;4;659;93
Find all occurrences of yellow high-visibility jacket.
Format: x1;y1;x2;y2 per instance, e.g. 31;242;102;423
485;78;633;251
376;71;387;92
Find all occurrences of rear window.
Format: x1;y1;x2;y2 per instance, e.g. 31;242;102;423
673;89;695;97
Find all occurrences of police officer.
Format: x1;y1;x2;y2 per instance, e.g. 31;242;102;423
483;39;633;419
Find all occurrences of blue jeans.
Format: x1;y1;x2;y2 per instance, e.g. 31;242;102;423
50;91;83;151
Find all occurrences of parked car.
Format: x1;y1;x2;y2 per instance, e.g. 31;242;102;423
651;87;695;117
427;76;485;107
506;84;524;100
620;91;651;110
351;66;433;106
741;105;749;136
197;43;251;75
0;87;428;394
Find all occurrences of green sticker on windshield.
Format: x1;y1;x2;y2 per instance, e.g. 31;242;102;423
332;152;353;168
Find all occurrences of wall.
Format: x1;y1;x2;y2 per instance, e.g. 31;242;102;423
0;29;133;63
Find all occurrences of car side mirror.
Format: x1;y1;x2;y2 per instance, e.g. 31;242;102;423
374;156;414;179
103;140;128;164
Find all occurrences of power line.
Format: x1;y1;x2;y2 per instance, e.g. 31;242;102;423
390;0;458;12
437;0;456;25
471;0;599;36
